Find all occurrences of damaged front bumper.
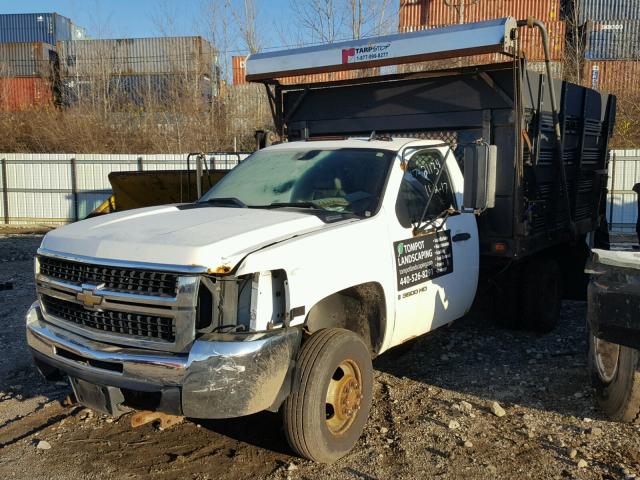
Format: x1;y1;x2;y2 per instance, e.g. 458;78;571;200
26;302;301;418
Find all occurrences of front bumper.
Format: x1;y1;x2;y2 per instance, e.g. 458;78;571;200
26;302;301;418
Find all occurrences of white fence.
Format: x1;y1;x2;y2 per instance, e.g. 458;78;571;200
608;149;640;234
0;152;248;225
0;149;638;229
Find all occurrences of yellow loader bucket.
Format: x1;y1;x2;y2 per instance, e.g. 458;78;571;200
90;169;229;216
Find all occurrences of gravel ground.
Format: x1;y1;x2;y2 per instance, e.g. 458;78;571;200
1;232;639;480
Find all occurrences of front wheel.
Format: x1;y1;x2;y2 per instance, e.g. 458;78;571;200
282;328;373;463
588;333;640;423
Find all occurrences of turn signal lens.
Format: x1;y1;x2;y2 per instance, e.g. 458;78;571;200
494;242;507;252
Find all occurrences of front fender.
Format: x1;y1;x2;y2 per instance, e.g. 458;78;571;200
234;215;397;349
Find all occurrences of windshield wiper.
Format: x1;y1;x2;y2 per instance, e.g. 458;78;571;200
262;202;319;209
199;197;247;208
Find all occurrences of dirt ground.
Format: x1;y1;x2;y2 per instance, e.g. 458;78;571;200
1;232;639;480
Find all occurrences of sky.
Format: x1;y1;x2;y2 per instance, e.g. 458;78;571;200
0;0;292;54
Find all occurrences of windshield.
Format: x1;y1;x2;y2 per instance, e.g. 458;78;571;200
200;147;395;216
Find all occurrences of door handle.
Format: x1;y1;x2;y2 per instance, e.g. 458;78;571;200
452;232;471;242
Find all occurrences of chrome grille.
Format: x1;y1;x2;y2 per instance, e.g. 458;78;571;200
36;253;200;352
41;295;176;342
38;256;179;298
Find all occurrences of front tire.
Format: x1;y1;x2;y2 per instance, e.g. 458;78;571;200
588;334;640;423
283;328;373;463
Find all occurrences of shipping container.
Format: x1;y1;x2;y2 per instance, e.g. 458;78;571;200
526;60;565;78
0;42;57;77
58;37;217;77
400;53;564;79
0;13;73;44
419;21;566;61
399;0;428;32
584;20;640;59
279;69;367;84
398;1;565;61
425;0;560;27
518;20;566;60
232;55;247;84
0;77;53;111
70;23;89;40
62;73;213;107
112;74;212;106
566;0;640;24
583;60;640;92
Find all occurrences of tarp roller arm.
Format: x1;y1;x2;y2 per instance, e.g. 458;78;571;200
517;17;575;234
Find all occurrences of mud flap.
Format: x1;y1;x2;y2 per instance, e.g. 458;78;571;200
69;377;131;417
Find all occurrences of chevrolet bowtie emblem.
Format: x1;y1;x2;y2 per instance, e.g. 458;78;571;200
76;283;105;309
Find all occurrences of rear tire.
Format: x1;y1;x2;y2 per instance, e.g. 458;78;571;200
282;328;373;463
491;263;522;329
588;334;640;423
521;258;562;333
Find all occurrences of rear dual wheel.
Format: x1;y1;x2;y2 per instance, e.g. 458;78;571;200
492;258;562;333
520;258;563;333
283;328;373;463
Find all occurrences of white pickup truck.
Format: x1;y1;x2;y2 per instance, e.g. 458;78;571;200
27;137;479;461
27;18;616;462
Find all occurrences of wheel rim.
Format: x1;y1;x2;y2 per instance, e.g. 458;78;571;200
325;359;363;435
594;336;620;383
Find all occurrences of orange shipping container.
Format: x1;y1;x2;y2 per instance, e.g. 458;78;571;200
426;0;560;28
583;60;640;94
399;0;428;32
518;20;565;61
279;69;364;85
232;55;247;85
0;77;53;111
399;19;566;62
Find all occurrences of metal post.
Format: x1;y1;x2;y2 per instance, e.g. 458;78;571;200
1;158;9;224
196;155;203;199
70;158;79;222
608;151;616;232
518;17;574;234
137;156;144;172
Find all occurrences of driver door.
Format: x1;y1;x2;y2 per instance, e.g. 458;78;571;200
389;148;479;346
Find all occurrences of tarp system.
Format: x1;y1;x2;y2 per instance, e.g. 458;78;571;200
242;17;616;260
245;17;518;81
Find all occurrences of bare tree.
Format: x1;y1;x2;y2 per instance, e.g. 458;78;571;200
150;0;182;37
288;0;395;45
196;1;230;85
563;0;585;84
289;0;343;43
345;0;394;39
443;0;480;25
83;0;119;38
231;0;262;54
348;0;364;39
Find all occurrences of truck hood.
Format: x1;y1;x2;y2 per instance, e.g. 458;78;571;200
40;205;330;270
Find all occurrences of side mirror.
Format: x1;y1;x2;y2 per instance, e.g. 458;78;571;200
463;144;497;211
